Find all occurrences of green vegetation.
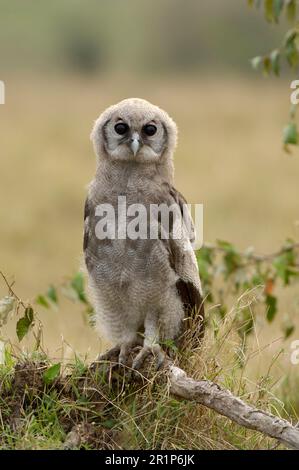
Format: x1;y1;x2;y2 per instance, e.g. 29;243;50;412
0;287;294;450
0;263;298;450
248;0;299;149
197;240;299;345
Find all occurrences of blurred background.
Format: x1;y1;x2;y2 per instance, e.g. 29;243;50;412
0;0;299;380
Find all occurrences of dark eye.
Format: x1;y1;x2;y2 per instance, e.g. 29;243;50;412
143;124;157;136
114;122;129;135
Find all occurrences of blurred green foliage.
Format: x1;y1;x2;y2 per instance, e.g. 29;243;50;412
197;240;299;344
0;0;286;75
248;0;299;150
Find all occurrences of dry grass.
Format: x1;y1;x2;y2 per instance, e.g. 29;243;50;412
0;294;292;450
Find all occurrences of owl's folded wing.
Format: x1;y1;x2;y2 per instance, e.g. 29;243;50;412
164;185;205;340
83;195;98;273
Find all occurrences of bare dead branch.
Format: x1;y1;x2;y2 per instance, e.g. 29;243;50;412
167;362;299;450
89;348;299;450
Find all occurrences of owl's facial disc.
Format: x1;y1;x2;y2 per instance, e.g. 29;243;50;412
91;98;177;164
103;113;167;162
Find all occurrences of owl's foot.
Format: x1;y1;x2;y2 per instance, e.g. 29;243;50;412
132;344;165;372
97;345;120;363
118;337;144;365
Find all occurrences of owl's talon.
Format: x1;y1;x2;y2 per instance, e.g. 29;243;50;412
118;353;130;367
118;340;142;366
132;344;165;372
156;348;166;369
97;345;120;363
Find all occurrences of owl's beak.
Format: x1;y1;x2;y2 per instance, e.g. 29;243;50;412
130;133;141;156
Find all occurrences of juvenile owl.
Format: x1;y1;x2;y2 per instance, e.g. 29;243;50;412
84;98;204;369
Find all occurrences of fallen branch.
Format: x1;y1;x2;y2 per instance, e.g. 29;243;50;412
91;348;299;450
167;362;299;450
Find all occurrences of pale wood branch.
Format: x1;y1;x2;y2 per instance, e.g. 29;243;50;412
90;348;299;450
168;363;299;450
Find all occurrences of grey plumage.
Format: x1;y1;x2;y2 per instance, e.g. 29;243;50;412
84;98;204;366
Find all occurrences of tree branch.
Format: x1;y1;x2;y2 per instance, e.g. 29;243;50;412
91;348;299;450
167;362;299;450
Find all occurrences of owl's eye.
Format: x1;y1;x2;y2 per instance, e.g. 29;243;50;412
143;124;157;136
114;122;129;135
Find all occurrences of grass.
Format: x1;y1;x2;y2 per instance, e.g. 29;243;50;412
0;291;297;450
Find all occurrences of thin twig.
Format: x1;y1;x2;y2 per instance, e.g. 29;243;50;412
203;241;299;264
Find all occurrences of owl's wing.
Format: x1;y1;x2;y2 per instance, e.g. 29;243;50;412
83;196;90;252
163;185;205;342
83;195;97;274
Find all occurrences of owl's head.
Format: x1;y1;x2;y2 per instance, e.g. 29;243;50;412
91;98;177;165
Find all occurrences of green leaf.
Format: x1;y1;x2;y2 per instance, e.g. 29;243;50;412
217;240;234;251
286;0;296;23
16;307;34;341
197;246;213;265
16;317;30;341
197;259;211;283
36;294;50;308
102;419;118;429
284;29;297;46
273;0;284;21
270;49;280;75
263;56;271;75
36;285;58;308
265;0;274;22
266;294;277;322
252;272;267;286
283;122;298;145
196;247;214;284
283;322;295;339
161;338;179;353
216;240;242;278
251;56;263;71
71;272;87;304
43;363;61;384
273;249;297;284
47;285;58;304
224;254;242;277
285;34;299;67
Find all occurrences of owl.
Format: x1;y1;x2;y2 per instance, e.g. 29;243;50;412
84;98;204;369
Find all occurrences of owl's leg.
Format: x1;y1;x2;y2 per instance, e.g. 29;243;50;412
132;312;165;371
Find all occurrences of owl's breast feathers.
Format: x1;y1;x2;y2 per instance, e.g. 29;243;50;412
83;180;204;339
